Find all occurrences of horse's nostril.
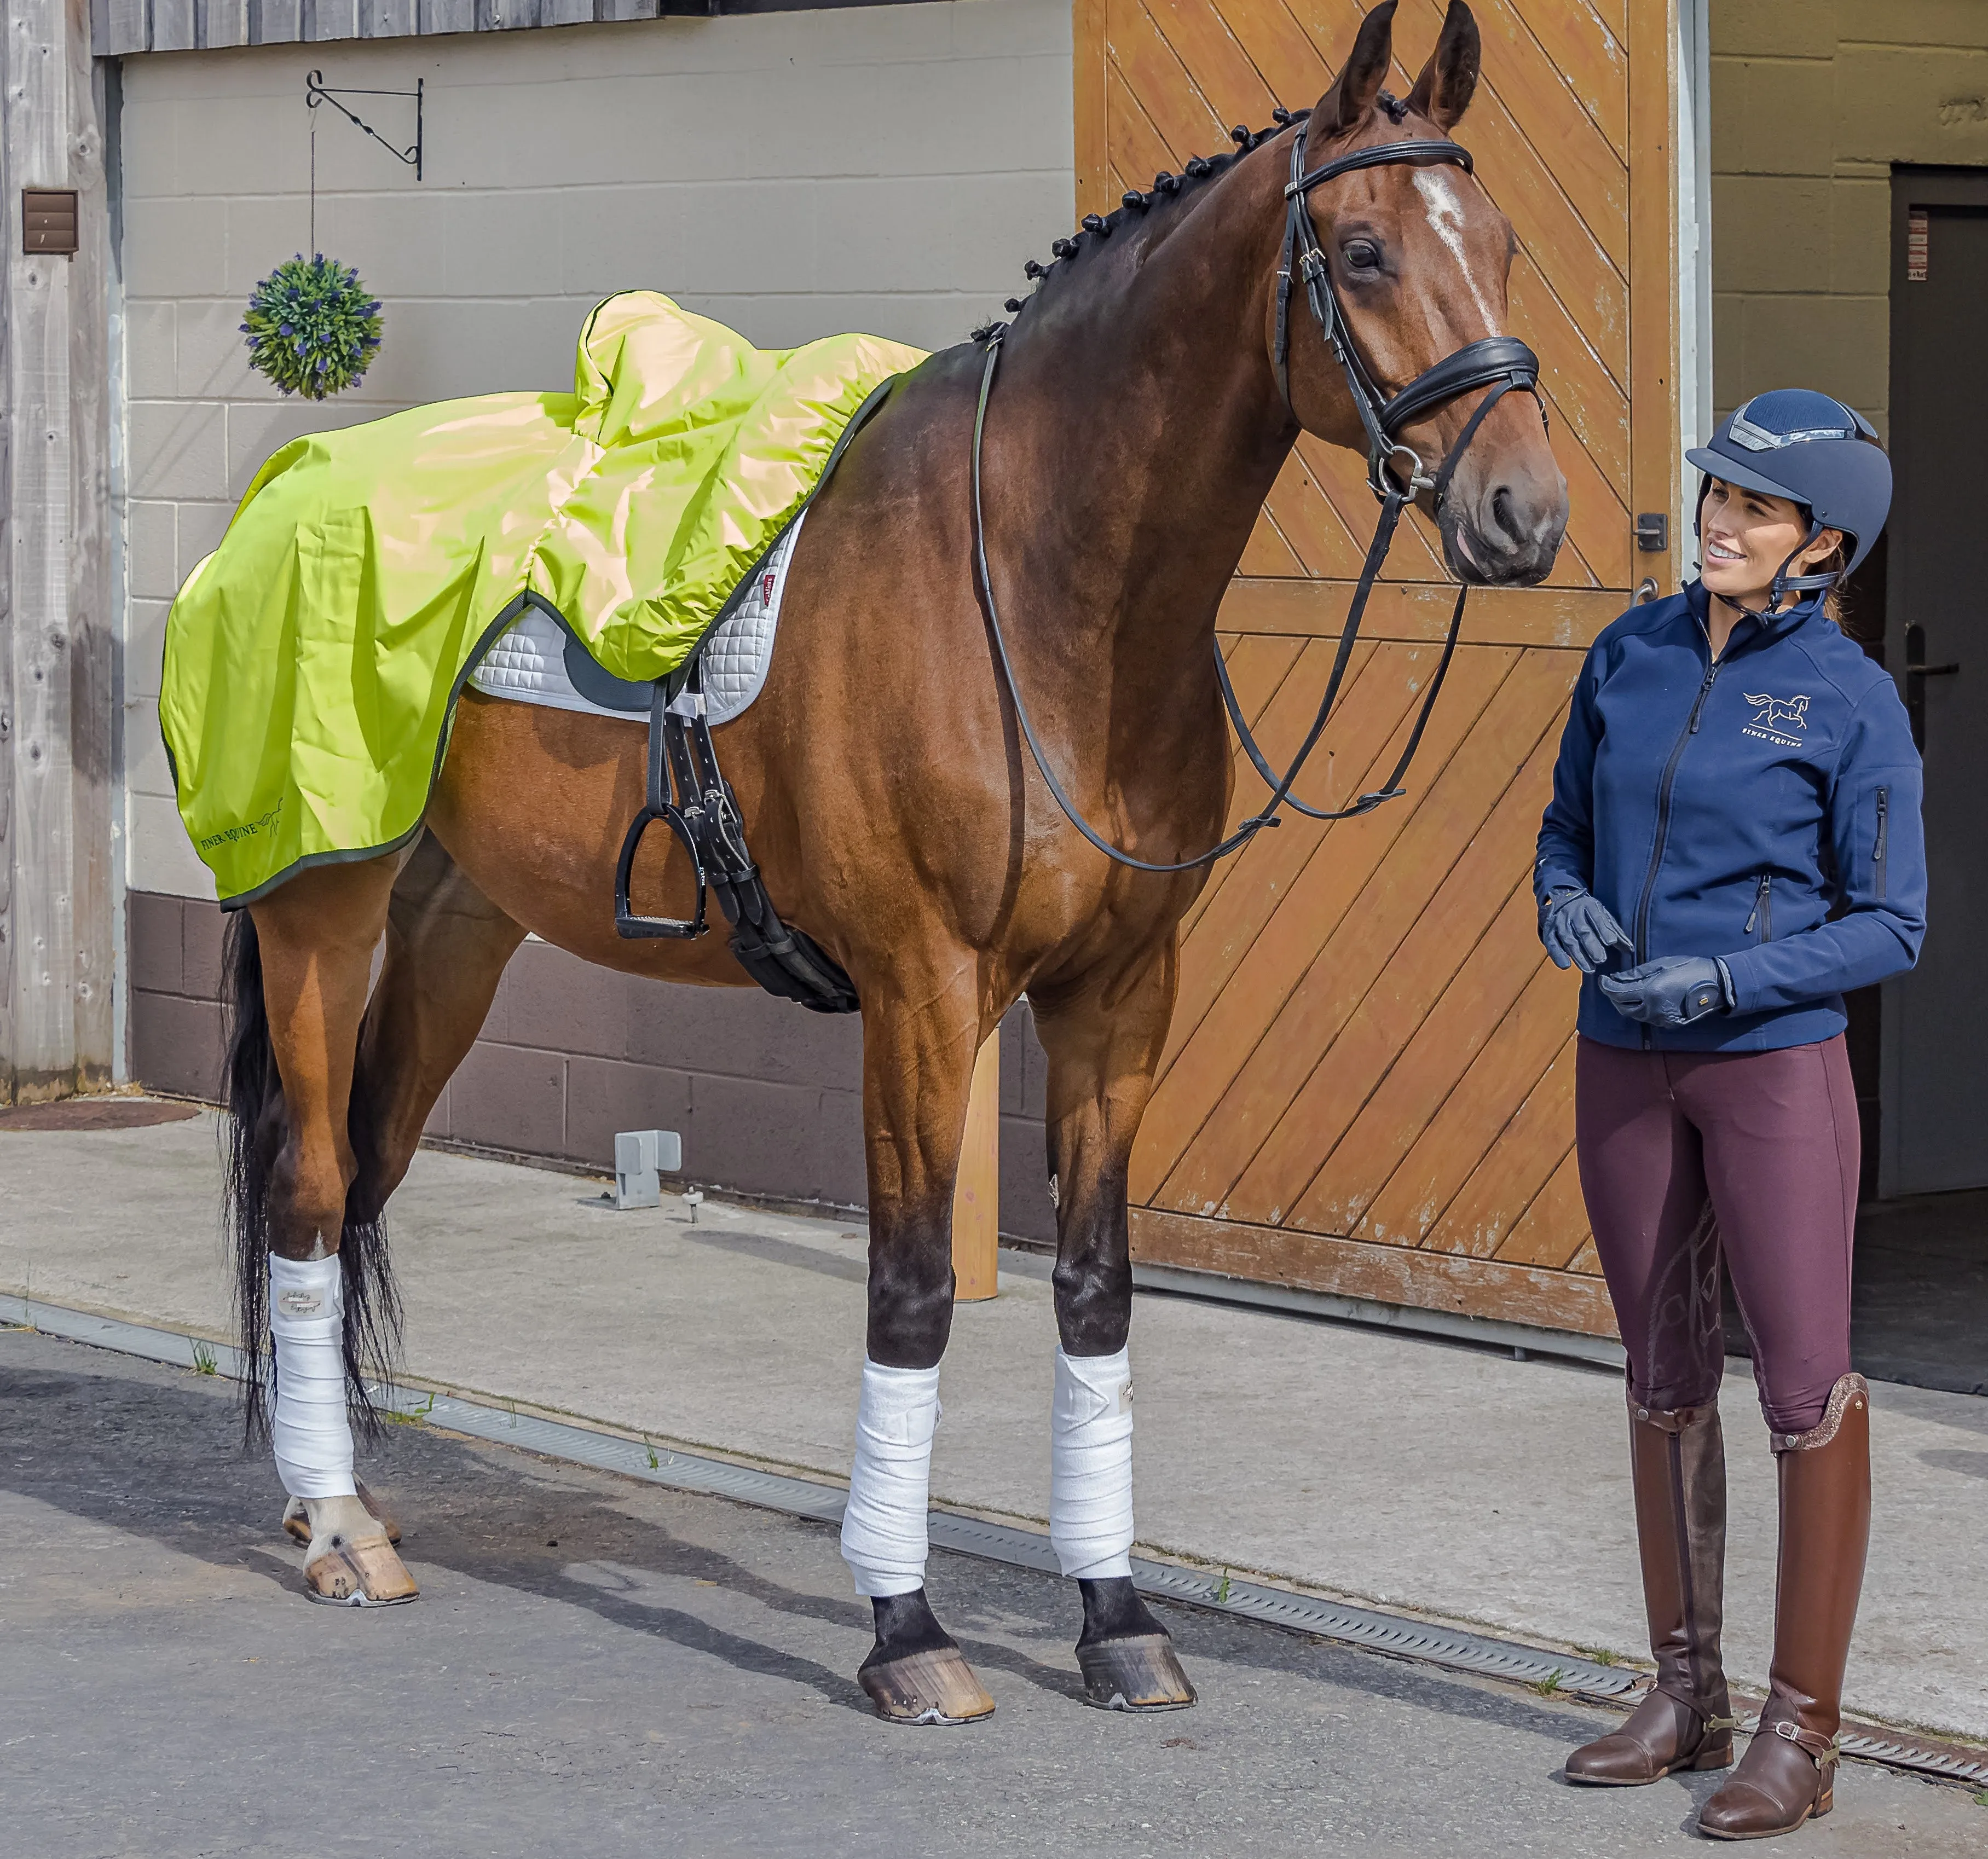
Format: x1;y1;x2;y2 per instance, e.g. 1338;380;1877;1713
1489;485;1520;546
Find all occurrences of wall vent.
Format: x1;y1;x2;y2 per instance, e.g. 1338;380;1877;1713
22;189;78;256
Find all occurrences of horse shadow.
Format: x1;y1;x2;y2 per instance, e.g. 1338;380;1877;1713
3;1335;1621;1747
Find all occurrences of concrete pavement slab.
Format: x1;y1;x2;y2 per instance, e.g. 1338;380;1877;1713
3;1111;1985;1743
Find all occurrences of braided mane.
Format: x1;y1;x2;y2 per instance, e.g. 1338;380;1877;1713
969;109;1313;343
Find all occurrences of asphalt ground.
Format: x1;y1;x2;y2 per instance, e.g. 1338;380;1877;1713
13;1114;1987;1742
3;1329;1981;1858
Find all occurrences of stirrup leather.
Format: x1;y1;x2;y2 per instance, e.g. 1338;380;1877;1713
614;667;858;1014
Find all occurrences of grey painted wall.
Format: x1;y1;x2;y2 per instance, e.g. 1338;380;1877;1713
120;0;1074;899
116;2;1073;1227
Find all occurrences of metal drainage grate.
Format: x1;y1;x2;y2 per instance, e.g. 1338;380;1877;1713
15;1293;1988;1783
1823;1726;1986;1788
1127;1560;1637;1695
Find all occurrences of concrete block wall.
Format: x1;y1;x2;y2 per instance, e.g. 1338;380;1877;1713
119;0;1074;901
1710;0;1988;433
1707;1;1988;1190
115;3;1072;1223
124;888;1059;1237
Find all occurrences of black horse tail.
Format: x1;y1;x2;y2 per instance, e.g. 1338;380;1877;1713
221;907;401;1444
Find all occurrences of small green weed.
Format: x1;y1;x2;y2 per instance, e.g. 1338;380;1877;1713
1973;1789;1987;1810
645;1439;661;1472
1574;1644;1621;1667
189;1339;219;1376
1529;1669;1567;1697
387;1391;436;1426
1212;1570;1233;1606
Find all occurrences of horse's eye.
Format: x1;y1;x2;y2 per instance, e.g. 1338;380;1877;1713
1341;239;1382;273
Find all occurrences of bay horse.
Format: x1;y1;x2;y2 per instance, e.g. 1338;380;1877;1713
223;0;1567;1721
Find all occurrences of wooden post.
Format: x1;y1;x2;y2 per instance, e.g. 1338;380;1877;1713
951;1032;1000;1301
0;0;113;1107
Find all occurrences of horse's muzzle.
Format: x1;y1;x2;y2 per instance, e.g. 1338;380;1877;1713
1441;473;1569;588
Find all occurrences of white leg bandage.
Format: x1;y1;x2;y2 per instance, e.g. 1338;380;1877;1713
840;1358;941;1598
269;1254;356;1502
1050;1346;1135;1580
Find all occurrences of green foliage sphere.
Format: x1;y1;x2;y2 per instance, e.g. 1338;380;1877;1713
241;254;383;400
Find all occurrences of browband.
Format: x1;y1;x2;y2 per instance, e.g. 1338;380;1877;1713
1287;136;1473;199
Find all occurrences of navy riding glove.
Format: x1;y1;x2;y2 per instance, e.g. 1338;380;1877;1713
1540;886;1633;973
1598;957;1736;1028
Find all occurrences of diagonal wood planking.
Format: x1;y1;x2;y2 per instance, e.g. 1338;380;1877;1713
1141;645;1541;1212
1090;0;1667;1331
1211;667;1573;1225
1105;0;1631;596
1132;645;1520;1204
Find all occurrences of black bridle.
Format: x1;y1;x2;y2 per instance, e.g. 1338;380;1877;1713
972;115;1548;875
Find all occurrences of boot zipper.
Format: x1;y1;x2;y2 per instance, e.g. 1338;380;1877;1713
1743;873;1772;941
1873;787;1888;899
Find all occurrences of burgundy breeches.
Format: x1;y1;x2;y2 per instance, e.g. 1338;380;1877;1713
1574;1035;1860;1435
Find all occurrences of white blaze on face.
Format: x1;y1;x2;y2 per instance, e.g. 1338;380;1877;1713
1412;168;1501;333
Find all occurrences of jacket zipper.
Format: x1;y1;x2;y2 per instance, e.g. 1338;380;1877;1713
1630;633;1723;1047
1743;872;1772;942
1874;786;1889;899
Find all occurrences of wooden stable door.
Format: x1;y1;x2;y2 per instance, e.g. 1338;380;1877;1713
1075;0;1684;1337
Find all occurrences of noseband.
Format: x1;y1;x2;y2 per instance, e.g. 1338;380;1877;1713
972;117;1549;875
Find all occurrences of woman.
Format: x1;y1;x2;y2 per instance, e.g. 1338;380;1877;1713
1533;389;1925;1840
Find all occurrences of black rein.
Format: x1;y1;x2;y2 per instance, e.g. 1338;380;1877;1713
971;116;1547;875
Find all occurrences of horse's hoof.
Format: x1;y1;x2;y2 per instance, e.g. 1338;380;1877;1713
859;1648;995;1725
284;1480;402;1547
304;1537;419;1607
1077;1632;1197;1711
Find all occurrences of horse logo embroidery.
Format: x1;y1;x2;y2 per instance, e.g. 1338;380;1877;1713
1745;692;1808;731
1742;691;1810;748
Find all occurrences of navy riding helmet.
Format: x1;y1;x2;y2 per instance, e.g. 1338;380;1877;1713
1686;388;1893;603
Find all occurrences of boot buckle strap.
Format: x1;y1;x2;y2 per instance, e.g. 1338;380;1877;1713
1772;1721;1839;1767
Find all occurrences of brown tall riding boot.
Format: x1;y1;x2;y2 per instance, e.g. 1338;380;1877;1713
1566;1394;1736;1785
1699;1374;1871;1841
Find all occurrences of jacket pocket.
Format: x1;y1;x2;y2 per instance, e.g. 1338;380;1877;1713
1873;786;1889;900
1743;872;1773;943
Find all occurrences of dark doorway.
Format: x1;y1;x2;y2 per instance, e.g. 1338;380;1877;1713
1854;169;1988;1394
1883;170;1988;1196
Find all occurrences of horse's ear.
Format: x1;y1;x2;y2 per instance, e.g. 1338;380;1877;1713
1316;0;1397;140
1405;1;1482;132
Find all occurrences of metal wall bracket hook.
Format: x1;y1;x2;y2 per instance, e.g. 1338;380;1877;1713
306;71;424;182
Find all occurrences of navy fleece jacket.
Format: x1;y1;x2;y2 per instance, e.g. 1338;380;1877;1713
1534;581;1926;1052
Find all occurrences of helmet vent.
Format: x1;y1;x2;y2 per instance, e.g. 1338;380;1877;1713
1730;398;1856;451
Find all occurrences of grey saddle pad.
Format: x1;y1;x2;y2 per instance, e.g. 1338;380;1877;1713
469;511;807;728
